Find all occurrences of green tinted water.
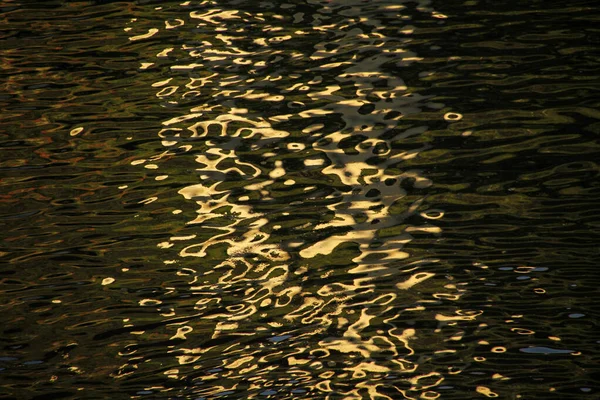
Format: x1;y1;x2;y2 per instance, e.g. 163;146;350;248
1;0;598;399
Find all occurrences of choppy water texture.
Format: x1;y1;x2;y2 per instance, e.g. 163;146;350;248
1;0;599;399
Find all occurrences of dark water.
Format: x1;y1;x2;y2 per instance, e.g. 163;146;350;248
1;0;599;399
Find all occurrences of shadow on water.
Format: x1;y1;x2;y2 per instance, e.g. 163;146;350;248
0;0;598;399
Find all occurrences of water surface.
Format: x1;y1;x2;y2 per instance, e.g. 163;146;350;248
1;0;598;399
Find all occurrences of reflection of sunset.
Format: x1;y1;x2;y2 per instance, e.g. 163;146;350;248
2;0;596;398
118;1;474;398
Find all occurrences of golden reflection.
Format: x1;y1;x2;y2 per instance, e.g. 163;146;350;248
476;386;499;398
118;1;486;398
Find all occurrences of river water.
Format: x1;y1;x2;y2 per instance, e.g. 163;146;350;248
1;0;598;399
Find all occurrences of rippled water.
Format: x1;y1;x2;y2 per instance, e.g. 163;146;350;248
1;0;598;399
